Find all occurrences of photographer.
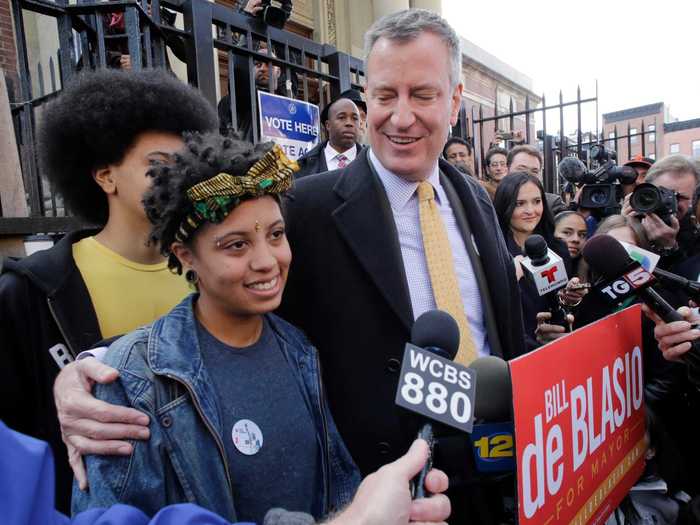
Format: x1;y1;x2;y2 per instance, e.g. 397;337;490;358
622;154;700;267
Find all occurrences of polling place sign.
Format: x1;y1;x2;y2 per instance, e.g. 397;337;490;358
258;91;319;160
510;305;646;525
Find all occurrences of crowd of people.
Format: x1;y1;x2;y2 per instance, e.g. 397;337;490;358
1;6;700;525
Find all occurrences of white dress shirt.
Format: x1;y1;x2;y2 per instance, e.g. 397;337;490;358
324;142;357;171
369;149;491;357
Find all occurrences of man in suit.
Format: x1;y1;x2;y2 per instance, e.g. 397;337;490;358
280;9;525;522
295;92;364;178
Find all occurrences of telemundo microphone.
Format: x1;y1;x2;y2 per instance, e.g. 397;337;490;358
583;234;700;370
520;234;571;330
394;310;477;499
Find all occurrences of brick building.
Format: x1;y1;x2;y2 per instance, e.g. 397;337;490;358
602;102;700;163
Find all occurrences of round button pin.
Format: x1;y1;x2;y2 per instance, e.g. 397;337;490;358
232;419;263;456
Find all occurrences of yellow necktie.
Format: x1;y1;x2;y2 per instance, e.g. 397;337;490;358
417;181;478;366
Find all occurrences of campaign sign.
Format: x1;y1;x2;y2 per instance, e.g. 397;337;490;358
469;422;516;473
510;305;646;525
395;343;476;433
258;91;319;160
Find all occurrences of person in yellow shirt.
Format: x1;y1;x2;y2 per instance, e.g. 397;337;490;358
0;68;217;513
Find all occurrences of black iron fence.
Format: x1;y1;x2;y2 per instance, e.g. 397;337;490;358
2;0;364;235
463;84;656;195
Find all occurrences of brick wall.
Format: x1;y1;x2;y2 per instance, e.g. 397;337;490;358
0;0;18;99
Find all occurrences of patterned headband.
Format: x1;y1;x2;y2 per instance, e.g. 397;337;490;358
174;144;297;243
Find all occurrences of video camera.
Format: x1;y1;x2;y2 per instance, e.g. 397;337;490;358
256;0;293;29
629;183;679;226
558;144;638;215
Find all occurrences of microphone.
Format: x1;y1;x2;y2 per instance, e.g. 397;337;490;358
407;310;460;499
582;234;700;370
520;235;570;330
468;356;515;473
653;267;700;304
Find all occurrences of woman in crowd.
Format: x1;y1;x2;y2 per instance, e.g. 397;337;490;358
71;132;360;522
494;172;571;350
554;211;589;280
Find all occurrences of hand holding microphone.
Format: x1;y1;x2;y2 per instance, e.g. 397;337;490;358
521;234;572;332
583;234;700;388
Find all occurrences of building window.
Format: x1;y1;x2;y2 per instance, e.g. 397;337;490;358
649;153;656;160
630;128;638;144
693;140;700;159
670;143;680;154
608;132;615;140
649;133;655;142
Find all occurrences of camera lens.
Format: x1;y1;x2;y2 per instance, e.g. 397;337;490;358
630;184;660;213
590;188;609;206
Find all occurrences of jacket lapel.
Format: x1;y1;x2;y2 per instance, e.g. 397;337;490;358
331;151;413;330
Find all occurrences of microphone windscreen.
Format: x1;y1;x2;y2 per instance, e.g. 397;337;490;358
582;234;633;278
470;356;512;422
411;310;460;360
524;234;547;261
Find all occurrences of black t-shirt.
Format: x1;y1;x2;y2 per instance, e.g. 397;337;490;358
196;317;321;523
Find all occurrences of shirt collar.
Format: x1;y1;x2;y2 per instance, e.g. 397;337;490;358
324;141;357;164
369;148;441;212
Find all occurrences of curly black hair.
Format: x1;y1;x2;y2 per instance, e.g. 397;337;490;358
143;132;276;274
38;68;218;225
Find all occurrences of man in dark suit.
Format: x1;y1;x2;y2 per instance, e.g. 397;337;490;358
280;9;526;523
295;91;364;178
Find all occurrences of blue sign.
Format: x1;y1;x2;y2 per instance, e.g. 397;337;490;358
258;91;320;160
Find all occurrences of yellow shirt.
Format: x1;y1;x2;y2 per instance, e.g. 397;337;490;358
72;236;191;338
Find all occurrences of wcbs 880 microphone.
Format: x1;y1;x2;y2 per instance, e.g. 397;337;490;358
394;310;477;498
520;235;571;330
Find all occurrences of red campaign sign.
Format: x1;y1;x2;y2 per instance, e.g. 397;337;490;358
510;305;646;525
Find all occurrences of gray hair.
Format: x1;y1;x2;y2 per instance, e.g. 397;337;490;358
645;154;700;185
363;9;462;88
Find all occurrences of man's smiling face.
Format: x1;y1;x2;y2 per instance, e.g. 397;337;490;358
365;32;462;182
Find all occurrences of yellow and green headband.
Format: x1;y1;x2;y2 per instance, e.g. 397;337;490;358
175;144;297;243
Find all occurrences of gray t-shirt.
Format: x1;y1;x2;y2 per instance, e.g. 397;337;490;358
196;317;321;524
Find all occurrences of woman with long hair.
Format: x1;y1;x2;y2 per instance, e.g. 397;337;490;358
494;172;571;350
71;132;360;523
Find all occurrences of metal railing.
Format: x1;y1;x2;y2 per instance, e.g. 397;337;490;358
3;0;364;235
463;83;656;195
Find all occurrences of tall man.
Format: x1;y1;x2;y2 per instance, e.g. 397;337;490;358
54;9;525;523
295;93;363;177
0;69;217;513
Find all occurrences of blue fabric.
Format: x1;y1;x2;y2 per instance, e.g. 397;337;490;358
196;318;321;523
0;420;251;525
72;295;359;521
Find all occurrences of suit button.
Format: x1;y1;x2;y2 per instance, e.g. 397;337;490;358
386;358;401;373
378;441;392;455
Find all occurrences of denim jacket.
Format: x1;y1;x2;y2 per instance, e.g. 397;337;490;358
72;295;360;521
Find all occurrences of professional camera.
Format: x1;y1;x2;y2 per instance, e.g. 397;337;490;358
558;144;637;213
630;183;679;226
257;0;293;29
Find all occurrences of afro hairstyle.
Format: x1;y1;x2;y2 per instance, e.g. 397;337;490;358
38;68;218;225
143;132;278;274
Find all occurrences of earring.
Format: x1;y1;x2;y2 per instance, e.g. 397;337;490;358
185;269;199;285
